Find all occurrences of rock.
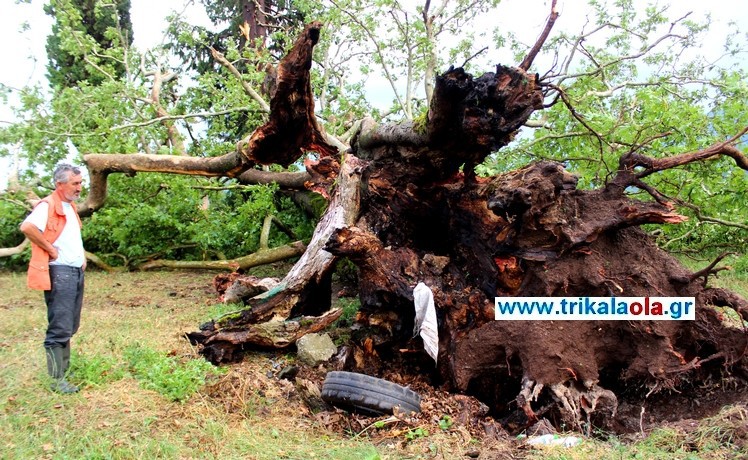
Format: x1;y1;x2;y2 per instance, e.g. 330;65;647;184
296;333;337;365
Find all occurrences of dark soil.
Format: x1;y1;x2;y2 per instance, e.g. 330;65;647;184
329;161;748;436
210;269;748;443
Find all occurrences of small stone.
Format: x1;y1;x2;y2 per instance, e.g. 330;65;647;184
296;333;337;365
277;365;299;381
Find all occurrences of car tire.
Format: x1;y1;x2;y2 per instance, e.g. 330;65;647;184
321;371;421;416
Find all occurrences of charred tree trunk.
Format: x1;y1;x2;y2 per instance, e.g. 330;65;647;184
172;19;748;430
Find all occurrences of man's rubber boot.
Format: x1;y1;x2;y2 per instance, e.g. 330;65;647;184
61;342;71;375
45;347;79;394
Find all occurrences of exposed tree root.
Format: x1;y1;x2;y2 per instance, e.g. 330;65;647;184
182;22;748;429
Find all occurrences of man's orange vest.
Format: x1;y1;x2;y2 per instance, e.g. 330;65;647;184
27;189;83;290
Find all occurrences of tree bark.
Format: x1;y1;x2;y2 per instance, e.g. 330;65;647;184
187;154;364;363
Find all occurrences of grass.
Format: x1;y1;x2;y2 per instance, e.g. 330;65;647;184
676;253;748;298
0;270;382;459
1;268;746;459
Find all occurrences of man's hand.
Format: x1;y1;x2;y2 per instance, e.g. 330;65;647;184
19;221;57;259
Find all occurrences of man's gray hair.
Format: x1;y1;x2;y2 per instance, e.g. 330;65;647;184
53;163;82;183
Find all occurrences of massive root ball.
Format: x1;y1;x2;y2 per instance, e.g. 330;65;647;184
183;20;748;433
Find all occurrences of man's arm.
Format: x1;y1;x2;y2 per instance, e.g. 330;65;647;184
19;221;59;261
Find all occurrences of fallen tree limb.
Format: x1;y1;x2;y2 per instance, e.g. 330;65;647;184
85;251;126;272
187;308;342;362
187;154;365;359
0;238;29;257
137;241;307;271
208;308;342;348
80;152;248;216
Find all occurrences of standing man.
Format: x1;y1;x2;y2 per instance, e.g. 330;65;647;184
20;163;86;394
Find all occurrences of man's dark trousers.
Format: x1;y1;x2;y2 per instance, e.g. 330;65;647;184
43;265;84;350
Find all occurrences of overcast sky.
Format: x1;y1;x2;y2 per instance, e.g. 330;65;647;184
0;0;746;188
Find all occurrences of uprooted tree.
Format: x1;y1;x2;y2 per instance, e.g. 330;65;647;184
5;1;748;430
177;17;748;429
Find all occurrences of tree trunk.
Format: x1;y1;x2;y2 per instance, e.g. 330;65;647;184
63;18;746;431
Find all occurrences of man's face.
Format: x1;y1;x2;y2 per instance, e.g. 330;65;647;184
57;172;83;202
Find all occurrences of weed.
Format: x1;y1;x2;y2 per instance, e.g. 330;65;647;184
692;404;748;453
438;415;454;431
404;427;429;441
333;297;361;328
123;343;223;402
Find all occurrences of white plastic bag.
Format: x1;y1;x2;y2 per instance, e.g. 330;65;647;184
413;282;439;363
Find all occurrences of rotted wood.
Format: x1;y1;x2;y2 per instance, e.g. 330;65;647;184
80;22;337;217
239;21;338;166
485;161;688;250
212;273;280;304
426;65;544;178
188;309;343;363
353;65;544;183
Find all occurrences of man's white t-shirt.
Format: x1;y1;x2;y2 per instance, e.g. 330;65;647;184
24;201;85;268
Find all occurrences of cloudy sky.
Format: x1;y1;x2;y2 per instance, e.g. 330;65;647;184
0;0;746;188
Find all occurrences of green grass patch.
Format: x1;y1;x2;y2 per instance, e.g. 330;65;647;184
333;297;361;328
69;350;126;387
123;344;224;402
0;270;385;459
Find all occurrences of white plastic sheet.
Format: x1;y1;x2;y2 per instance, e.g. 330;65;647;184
413;282;439;363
